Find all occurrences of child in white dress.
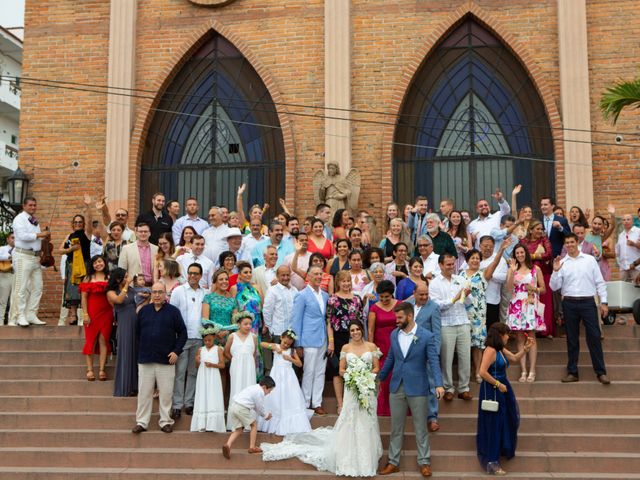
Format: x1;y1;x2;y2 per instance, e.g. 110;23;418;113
258;329;312;435
190;323;226;432
224;311;257;431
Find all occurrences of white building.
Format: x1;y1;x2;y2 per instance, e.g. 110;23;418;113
0;26;21;184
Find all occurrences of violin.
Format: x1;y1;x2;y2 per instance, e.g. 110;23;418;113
40;226;56;270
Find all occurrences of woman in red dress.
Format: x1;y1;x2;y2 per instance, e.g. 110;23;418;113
520;221;554;337
79;255;113;382
307;218;334;260
367;279;399;416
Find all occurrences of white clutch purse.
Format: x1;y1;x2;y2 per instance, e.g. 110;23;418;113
481;399;499;412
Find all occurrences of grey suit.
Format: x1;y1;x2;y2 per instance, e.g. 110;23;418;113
408;298;441;421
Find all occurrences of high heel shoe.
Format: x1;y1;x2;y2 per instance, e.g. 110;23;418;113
99;370;107;381
527;372;536;383
86;370;95;382
518;371;527;383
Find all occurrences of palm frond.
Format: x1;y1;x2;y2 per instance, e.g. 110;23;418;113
600;78;640;124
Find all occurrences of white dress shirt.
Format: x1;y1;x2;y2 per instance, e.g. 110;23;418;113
481;255;508;305
202;223;230;264
550;252;607;302
241;233;267;257
468;201;511;248
0;245;13;261
172;215;209;245
13;211;42;251
421;252;441;277
429;273;472;327
263;282;298;336
615;226;640;271
170;283;206;338
308;285;326;315
398;323;417;357
176;252;214;289
232;383;268;418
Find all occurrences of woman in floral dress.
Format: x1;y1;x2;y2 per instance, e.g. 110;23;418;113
459;248;504;383
506;244;546;383
232;261;264;377
326;270;365;414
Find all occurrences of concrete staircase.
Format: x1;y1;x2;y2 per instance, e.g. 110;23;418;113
0;323;639;479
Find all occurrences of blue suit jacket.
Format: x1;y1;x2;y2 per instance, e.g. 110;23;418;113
543;214;570;258
407;298;441;353
378;325;443;397
291;286;329;348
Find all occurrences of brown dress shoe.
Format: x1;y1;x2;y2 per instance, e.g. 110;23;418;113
378;463;400;475
427;420;440;432
131;424;146;434
561;373;579;383
160;424;173;433
314;407;328;416
420;464;432;477
443;392;454;402
597;374;611;385
457;391;473;401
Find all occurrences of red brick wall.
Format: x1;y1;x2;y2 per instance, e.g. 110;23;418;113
19;0;638;317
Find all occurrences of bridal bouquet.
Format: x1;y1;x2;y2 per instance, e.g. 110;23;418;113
343;356;377;414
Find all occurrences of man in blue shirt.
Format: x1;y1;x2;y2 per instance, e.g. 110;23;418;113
132;283;187;434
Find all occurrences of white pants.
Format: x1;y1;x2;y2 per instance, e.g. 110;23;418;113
301;346;326;409
0;272;13;324
9;252;43;325
136;363;176;429
440;324;471;394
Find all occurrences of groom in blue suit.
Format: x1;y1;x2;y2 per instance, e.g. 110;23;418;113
377;302;444;478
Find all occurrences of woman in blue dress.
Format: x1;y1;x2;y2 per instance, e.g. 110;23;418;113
476;322;532;475
395;256;427;301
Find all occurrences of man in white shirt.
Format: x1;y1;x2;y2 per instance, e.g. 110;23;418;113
241;218;267;256
0;233;15;325
284;231;311;290
202;206;230;264
615;214;640;282
176;235;214;289
171;197;209;245
551;233;610;384
169;263;206;418
478;235;510;328
416;235;440;280
262;265;298;371
253;245;278;298
467;188;511;248
220;227;252;269
429;253;472;401
9;197;50;327
97;199;135;244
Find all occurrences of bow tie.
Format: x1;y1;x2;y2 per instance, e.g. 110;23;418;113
28;216;39;226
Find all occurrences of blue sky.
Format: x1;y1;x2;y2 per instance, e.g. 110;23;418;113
1;0;25;28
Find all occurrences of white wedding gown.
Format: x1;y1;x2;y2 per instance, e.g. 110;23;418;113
262;351;383;477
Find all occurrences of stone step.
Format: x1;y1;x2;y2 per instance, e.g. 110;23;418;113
0;338;87;351
1;429;637;453
2;468;640;480
0;447;638;474
2;411;638;434
0;380;115;396
2;394;635;416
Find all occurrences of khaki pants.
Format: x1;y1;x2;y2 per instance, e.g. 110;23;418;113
136;363;175;429
9;251;43;325
440;324;471;394
0;272;13;324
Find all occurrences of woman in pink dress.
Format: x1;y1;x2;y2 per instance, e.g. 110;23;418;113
520;220;554;337
367;279;399;416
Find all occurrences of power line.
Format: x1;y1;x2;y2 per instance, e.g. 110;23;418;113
6;76;640;152
3;74;639;139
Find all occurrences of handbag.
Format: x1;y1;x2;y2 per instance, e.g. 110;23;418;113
481;354;500;412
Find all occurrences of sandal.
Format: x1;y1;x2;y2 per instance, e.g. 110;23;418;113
98;370;107;381
86;370;95;382
518;371;527;383
248;447;263;454
527;372;536;383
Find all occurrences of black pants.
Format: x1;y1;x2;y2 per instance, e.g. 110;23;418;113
486;303;500;329
562;298;606;376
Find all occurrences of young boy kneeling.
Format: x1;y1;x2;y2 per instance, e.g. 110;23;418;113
223;376;276;458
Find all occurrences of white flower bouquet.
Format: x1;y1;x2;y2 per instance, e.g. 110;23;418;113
343;356;377;414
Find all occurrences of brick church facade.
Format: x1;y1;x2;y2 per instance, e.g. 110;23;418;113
18;0;640;316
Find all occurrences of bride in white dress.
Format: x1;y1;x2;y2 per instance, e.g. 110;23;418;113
262;321;383;477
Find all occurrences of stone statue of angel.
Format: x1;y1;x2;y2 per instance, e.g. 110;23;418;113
312;161;361;213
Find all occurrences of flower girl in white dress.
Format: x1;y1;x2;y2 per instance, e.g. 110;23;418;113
262;321;383;477
258;329;312;435
224;311;258;431
190;322;226;432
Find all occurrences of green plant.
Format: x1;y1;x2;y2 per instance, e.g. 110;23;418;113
600;77;640;125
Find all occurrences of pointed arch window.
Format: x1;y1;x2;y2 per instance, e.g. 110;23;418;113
394;17;554;211
141;32;285;212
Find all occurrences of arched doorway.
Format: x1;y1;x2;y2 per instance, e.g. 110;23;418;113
393;17;555;211
141;32;285;213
